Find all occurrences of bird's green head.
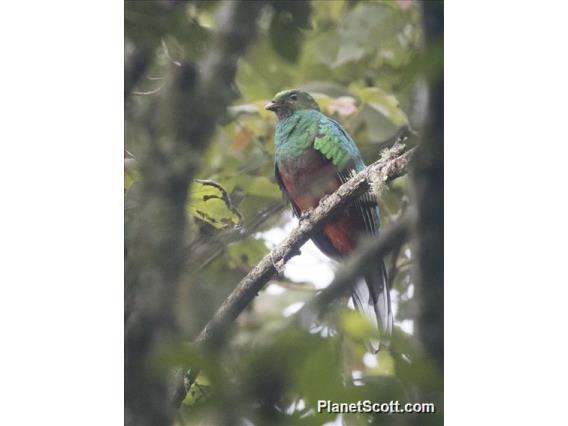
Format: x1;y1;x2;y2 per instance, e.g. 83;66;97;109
265;89;320;120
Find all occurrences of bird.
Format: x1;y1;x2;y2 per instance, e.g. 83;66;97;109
266;89;392;352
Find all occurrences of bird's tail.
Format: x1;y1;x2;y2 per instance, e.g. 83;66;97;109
351;260;392;353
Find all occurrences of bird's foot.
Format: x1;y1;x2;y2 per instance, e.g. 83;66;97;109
270;252;286;274
299;208;314;223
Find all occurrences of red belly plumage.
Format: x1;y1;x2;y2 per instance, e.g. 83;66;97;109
277;151;366;257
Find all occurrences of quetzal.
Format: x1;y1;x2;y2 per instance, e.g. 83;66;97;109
266;89;392;351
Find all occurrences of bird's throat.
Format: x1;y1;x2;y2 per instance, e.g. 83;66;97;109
276;107;293;120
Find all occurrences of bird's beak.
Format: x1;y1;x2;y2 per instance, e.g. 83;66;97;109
265;101;278;111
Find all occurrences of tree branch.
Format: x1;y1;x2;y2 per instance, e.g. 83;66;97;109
172;145;415;407
196;146;414;347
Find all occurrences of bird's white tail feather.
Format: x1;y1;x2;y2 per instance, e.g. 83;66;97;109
351;261;392;353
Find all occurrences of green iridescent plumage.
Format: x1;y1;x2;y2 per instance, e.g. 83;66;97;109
313;116;356;170
274;110;319;158
269;89;379;225
267;89;392;351
274;108;363;173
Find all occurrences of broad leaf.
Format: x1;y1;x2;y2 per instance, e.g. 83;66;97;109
187;179;242;230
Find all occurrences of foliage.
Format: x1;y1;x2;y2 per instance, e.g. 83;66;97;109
125;1;442;425
187;180;242;230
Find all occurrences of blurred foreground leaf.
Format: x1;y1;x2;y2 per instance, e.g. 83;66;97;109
182;375;212;408
124;158;139;192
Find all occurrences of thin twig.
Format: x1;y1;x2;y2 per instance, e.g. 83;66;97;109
131;80;167;96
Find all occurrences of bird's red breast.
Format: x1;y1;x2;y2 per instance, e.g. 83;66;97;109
277;150;367;256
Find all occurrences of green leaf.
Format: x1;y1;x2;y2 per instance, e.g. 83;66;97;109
355;86;410;127
313;0;345;25
340;309;377;341
228;238;269;269
295;338;344;404
246;176;282;199
187;179;242;230
182;377;212;407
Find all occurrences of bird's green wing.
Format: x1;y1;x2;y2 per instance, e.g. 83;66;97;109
313;115;381;235
314;115;391;347
313;116;360;171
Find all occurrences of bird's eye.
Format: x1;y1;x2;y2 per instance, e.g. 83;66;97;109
289;94;298;101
